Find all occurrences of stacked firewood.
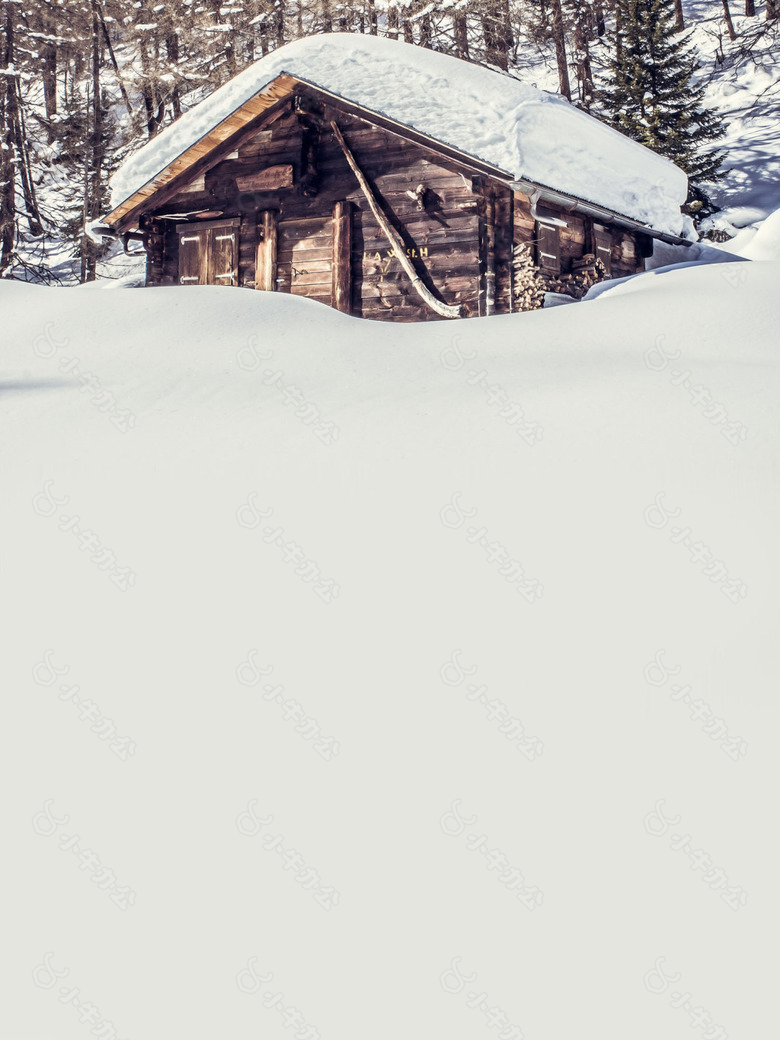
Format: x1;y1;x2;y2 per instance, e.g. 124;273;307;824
512;243;547;311
543;254;608;300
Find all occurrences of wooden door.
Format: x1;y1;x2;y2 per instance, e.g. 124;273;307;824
177;220;239;286
178;228;207;285
277;215;333;307
209;225;238;286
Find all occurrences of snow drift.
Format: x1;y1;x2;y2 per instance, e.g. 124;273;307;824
2;261;778;1039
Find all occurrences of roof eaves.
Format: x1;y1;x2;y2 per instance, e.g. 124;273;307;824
510;178;691;246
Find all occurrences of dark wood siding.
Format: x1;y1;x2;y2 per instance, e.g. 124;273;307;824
141;91;649;317
153;98;484;321
277;214;333;305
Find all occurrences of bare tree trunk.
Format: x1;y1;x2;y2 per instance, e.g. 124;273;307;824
673;0;685;29
86;1;102;281
453;9;469;58
721;0;737;36
165;31;181;119
96;0;132;116
549;0;571;100
42;43;57;120
482;0;512;70
401;1;413;43
573;18;594;108
745;0;755;14
386;2;398;38
416;0;433;48
366;0;377;34
13;81;43;235
273;0;284;45
594;0;606;36
139;38;158;136
767;0;780;19
1;1;17;274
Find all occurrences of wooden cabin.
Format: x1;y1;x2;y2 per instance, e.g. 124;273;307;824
101;36;690;321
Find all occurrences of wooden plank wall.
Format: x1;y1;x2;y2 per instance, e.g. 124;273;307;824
277;214;333;305
145;95;647;315
150;101;485;320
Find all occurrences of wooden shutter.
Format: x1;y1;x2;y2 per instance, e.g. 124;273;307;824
177;219;240;287
208;226;237;286
592;223;612;275
536;221;561;276
178;229;207;285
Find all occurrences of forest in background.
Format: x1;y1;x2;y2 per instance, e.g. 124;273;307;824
1;0;778;283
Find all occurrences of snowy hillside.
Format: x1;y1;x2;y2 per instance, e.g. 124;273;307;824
2;263;779;1039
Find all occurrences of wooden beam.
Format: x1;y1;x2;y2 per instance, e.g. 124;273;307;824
141;217;166;286
256;209;277;291
332;200;352;314
329;120;463;320
483;182;497;316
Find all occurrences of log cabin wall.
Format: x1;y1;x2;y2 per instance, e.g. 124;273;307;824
140;90;649;318
144;94;506;320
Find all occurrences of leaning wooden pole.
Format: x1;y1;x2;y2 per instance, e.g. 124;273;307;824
330;120;463;320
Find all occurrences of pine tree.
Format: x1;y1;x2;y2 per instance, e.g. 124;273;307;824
597;0;727;214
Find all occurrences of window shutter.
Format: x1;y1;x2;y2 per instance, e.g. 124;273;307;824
178;231;206;285
592;223;612;276
535;221;561;276
177;219;240;287
208;226;238;286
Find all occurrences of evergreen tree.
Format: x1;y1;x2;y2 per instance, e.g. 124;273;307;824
597;0;727;213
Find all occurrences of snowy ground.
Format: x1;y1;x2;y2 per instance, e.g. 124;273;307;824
2;261;778;1039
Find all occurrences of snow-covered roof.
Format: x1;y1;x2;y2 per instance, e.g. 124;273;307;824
109;33;688;236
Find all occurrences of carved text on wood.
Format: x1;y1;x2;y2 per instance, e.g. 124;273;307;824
236;164;294;192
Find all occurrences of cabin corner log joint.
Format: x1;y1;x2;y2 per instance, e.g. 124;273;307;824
102;56;688;322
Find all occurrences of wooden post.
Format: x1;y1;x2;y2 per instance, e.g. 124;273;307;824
332;200;352;314
256;209;277;291
330;119;463;319
484;184;497;316
141;217;165;286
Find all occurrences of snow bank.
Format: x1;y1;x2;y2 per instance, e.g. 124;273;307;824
2;265;778;1038
109;33;687;235
736;206;780;261
3;263;779;1038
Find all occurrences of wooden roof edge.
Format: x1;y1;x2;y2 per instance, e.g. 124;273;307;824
103;72;301;229
512;178;692;246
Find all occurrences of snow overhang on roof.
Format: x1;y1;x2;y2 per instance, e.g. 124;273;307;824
105;33;690;241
